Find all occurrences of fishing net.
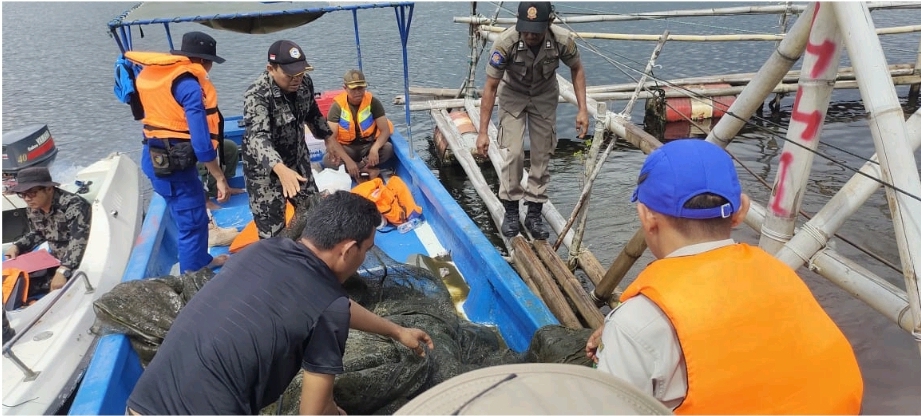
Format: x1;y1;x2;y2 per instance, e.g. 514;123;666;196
91;268;215;365
90;232;595;414
260;247;596;415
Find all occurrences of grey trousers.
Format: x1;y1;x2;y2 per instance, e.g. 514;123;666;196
496;101;557;203
197;139;239;198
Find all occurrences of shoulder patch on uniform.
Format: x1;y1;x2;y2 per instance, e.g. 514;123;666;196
489;51;506;68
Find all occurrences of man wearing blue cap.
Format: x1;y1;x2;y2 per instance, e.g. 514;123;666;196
585;139;863;414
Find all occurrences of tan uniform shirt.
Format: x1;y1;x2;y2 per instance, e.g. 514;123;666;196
595;239;737;411
485;26;580;117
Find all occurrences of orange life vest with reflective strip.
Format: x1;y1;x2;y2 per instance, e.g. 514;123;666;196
333;92;393;144
2;268;29;310
351;176;422;225
621;244;863;414
126;51;220;148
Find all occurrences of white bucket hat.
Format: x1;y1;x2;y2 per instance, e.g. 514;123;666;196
395;363;673;415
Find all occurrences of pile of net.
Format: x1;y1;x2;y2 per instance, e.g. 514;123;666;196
91;244;594;415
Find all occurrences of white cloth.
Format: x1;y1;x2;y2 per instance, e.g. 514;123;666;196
595;239;735;410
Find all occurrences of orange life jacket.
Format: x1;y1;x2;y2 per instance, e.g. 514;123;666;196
126;51;220;148
334;91;394;144
621;244;863;414
2;268;29;310
351;176;422;225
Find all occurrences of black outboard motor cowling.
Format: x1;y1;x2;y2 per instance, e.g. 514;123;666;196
2;124;59;176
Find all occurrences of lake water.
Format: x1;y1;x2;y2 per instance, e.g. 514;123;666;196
3;2;921;413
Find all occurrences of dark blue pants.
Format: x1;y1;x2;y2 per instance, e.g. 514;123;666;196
148;176;212;274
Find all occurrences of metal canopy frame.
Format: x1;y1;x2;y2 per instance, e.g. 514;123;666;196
108;2;417;154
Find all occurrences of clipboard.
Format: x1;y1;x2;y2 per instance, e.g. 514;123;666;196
2;250;61;274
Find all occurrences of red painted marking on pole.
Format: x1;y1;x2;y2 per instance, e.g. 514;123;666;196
806;39;837;78
791;88;823;141
771;152;794;217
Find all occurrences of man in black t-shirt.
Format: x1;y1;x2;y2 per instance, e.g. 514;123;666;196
323;69;395;180
127;191;433;415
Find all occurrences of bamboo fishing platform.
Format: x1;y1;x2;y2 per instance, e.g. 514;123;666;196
409;1;921;351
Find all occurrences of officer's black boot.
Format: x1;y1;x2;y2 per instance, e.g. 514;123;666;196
524;201;550;240
501;199;520;237
3;310;14;344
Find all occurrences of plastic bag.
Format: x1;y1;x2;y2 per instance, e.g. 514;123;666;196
314;165;352;193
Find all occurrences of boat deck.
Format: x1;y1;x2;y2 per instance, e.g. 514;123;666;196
207;172;448;271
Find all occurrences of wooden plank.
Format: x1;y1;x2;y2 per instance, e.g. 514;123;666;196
533;240;605;329
511;236;582;329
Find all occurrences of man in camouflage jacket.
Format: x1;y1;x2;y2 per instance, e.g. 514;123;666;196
243;40;333;239
5;167;92;291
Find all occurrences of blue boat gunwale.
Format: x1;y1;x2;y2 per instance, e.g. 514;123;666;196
70;3;559;414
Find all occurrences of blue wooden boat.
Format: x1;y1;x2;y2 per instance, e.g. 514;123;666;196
69;3;557;414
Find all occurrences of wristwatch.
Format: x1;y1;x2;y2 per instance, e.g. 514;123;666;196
60;269;73;279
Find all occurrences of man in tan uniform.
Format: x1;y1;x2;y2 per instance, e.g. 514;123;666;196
475;1;588;240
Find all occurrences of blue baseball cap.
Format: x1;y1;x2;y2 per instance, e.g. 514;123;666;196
631;139;741;219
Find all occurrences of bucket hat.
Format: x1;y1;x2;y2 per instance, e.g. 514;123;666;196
9;167;59;193
171;31;225;64
395;363;673;414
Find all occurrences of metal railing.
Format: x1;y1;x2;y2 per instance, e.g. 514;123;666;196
2;270;94;381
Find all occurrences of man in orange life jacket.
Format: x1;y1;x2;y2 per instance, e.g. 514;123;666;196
585;139;863;414
323;69;394;180
132;31;231;273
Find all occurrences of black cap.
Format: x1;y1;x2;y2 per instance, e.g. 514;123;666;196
267;40;312;75
516;2;553;33
170;31;225;64
9;167;59;193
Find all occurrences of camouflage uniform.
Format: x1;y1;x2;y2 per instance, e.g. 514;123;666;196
242;71;332;238
12;188;92;270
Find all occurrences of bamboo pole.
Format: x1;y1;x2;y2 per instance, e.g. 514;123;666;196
832;2;921;355
533;240;606;329
742;198;914;333
569;102;608;266
583;63;916;94
453;3;918;26
552;138;617;252
430;109;507;235
775;108;921;270
587;76;921;102
706;3;815;147
622;30;670;116
404;72;920;111
910;38;921;102
407;63;915;98
510;236;582;329
760;3;843;255
477;24;921;42
591;229;647;307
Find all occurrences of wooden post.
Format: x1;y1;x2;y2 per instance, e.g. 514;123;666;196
590;228;647;306
510;236;582;329
533;241;605;329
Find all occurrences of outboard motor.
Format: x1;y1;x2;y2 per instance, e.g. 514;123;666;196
2;124;59;192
